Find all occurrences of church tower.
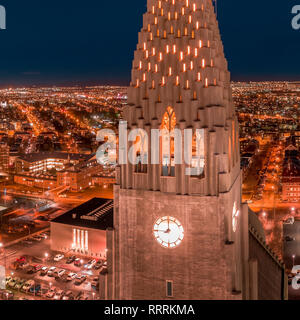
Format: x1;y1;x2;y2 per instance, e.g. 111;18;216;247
107;0;250;300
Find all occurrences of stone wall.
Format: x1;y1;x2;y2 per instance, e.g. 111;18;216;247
110;182;245;300
249;230;285;300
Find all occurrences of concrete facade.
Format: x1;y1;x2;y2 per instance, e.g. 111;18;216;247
51;222;107;259
106;0;286;300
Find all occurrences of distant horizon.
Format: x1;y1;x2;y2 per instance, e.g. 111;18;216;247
0;1;299;86
1;79;300;90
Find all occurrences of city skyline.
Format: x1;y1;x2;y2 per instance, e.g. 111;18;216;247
1;0;300;303
0;0;299;87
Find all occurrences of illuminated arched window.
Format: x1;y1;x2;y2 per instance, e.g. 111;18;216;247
161;107;176;177
131;130;148;173
191;130;205;177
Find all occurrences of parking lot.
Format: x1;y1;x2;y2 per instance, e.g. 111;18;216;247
0;232;106;300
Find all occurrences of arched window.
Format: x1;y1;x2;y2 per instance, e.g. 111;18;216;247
130;129;148;173
161;107;176;177
191;130;205;177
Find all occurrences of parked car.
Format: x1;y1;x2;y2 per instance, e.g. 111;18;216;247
62;290;74;300
46;287;57;299
21;280;35;293
5;276;12;286
34;265;43;272
54;254;64;262
8;277;20;289
94;260;102;270
29;284;41;295
26;265;36;274
66;272;77;281
74;258;82;267
53;289;65;300
16;256;26;263
66;255;76;264
85;259;97;270
40;266;48;276
74;275;87;286
91;277;99;289
15;279;26;290
54;269;66;279
47;267;57;277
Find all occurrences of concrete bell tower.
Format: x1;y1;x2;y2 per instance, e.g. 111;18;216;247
107;0;250;300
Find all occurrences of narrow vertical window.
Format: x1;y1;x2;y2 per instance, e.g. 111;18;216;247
81;230;84;249
85;231;88;251
166;281;173;297
73;229;76;248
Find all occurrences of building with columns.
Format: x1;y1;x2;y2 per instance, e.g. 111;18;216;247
105;0;287;300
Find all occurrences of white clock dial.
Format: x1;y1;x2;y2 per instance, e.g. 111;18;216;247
153;216;184;248
232;202;240;233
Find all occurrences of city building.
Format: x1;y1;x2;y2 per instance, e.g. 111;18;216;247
56;155;103;192
281;144;300;202
0;142;9;174
105;0;286;300
14;172;56;189
16;152;93;174
50;197;113;259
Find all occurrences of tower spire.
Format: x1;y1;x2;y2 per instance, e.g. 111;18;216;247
109;0;245;301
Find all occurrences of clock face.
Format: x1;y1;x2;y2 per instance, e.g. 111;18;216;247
232;202;240;233
153;216;184;248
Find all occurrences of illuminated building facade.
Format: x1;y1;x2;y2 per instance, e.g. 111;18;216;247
0;142;9;174
51;198;113;258
16;152;93;174
106;0;287;300
281;144;300;202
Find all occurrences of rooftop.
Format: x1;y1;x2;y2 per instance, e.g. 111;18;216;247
51;197;113;230
18;152;94;163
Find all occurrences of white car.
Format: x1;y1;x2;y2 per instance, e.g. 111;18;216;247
53;289;65;300
47;266;57;277
54;269;66;278
54;254;64;262
67;272;77;281
86;259;97;270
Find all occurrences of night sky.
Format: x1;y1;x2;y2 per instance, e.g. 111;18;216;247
0;0;299;87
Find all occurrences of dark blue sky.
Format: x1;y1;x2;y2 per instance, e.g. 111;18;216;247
0;0;299;87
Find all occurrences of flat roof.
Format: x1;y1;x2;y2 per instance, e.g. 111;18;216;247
18;152;94;163
51;197;113;230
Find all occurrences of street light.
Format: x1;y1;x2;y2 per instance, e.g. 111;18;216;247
293;254;296;267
